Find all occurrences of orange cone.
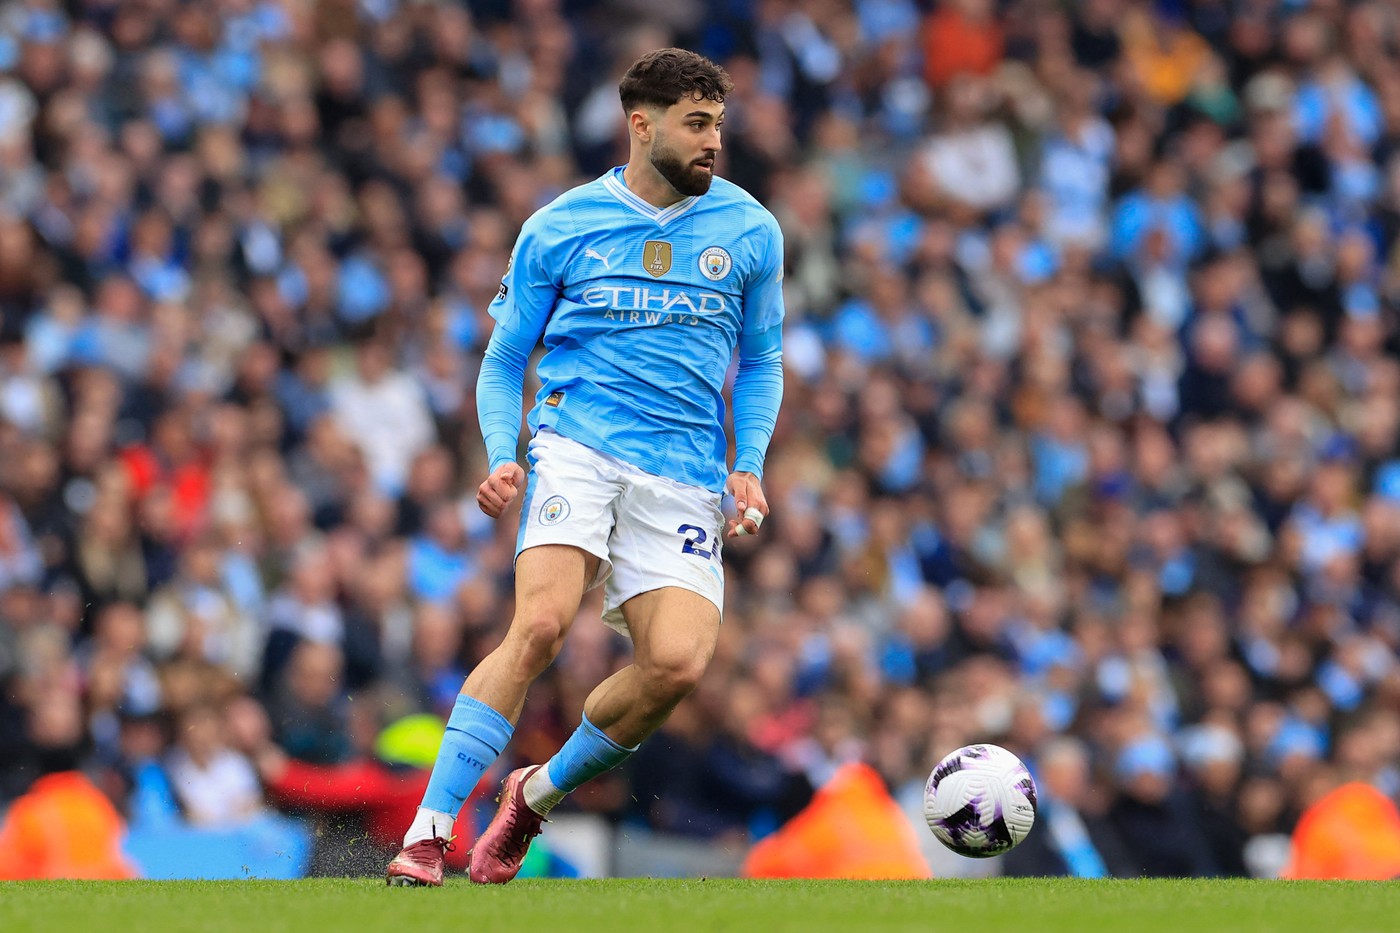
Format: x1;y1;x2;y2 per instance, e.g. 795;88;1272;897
0;773;136;879
1285;782;1400;880
742;762;932;879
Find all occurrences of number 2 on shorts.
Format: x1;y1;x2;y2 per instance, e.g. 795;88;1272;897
677;524;720;561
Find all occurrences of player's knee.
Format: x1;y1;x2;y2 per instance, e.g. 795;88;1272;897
641;652;709;703
509;612;568;669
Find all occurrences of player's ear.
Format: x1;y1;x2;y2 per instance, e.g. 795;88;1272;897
629;108;653;143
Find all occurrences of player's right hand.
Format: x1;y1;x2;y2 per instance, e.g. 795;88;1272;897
477;462;526;518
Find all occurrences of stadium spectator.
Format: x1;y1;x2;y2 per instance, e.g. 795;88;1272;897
1002;736;1137;878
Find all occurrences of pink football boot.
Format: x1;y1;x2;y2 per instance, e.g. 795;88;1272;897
467;766;546;884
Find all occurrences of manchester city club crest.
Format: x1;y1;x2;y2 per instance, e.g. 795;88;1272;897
539;495;570;525
699;246;732;281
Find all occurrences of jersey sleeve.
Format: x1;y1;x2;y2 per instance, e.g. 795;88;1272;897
489;208;562;340
741;214;786;335
731;324;783;478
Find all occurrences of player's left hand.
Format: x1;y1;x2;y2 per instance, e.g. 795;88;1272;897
724;471;769;538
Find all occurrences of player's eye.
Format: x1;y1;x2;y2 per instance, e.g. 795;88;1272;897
690;122;705;130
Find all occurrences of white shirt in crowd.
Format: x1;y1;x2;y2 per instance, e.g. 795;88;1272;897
924;122;1021;214
166;748;264;828
329;369;435;496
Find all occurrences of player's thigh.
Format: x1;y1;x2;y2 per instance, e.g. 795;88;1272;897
511;544;602;631
619;585;721;679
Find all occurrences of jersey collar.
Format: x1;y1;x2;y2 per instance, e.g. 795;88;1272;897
602;167;699;227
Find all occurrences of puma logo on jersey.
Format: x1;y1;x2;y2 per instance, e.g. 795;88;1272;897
584;246;615;269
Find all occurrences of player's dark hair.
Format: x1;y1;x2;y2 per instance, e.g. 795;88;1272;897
619;48;733;115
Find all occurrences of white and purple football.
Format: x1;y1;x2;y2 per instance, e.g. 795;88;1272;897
923;743;1037;858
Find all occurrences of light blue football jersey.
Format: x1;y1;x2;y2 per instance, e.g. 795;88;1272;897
488;166;785;491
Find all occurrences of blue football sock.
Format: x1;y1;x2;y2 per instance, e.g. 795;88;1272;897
419;694;514;816
546;713;639;793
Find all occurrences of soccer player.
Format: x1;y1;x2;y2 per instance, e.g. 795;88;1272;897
385;47;785;886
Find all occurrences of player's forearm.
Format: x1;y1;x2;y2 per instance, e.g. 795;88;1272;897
731;326;784;478
477;325;535;471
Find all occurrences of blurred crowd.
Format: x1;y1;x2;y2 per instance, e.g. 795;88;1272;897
5;0;1400;879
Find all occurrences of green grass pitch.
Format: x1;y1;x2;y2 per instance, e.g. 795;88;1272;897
2;878;1398;933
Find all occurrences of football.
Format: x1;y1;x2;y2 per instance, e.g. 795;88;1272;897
924;743;1038;858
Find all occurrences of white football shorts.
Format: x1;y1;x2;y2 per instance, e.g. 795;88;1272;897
516;428;725;634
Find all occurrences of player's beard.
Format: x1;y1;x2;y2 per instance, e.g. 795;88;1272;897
651;137;714;197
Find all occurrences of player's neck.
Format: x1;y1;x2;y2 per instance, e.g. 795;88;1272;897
621;160;688;210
